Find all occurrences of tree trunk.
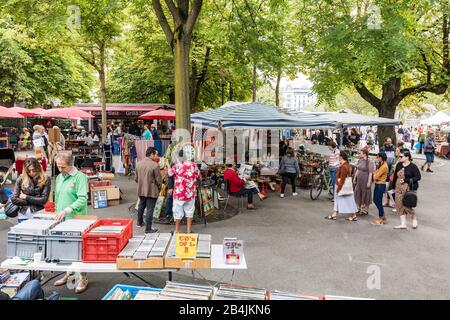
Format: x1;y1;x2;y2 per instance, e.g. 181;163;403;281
229;82;234;101
174;31;191;132
99;68;107;144
275;70;282;107
168;90;175;105
252;63;257;102
377;104;397;147
221;82;225;105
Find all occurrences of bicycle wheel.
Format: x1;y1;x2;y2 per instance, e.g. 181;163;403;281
310;175;323;200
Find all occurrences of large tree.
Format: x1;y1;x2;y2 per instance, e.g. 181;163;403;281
152;0;203;132
298;0;450;145
0;16;93;107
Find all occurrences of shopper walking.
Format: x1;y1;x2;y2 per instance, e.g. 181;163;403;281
410;128;418;150
135;147;161;233
169;144;201;234
421;132;436;173
53;153;89;294
418;130;427;154
142;124;152;141
353;149;375;215
326;152;358;221
328;142;340;197
371;152;389;225
279;147;300;198
392;149;421;229
9;158;51;222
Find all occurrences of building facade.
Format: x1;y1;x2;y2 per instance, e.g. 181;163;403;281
280;78;317;112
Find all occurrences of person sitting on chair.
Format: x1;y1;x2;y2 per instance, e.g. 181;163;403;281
223;163;266;210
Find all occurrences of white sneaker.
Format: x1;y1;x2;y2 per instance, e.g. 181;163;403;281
280;194;285;198
292;192;298;196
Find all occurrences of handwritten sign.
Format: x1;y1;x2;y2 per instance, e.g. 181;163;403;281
175;234;198;259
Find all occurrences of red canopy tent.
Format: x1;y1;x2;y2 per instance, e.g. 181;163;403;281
41;107;94;119
0;106;25;119
31;108;46;115
139;109;175;120
10;107;41;117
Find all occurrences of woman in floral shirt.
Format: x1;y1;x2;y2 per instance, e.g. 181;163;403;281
168;145;201;234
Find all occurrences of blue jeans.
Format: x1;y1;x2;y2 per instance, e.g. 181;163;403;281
137;196;156;232
165;194;173;218
12;280;44;300
373;184;386;218
329;167;337;194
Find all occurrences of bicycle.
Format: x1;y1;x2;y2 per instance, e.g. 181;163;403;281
310;160;334;200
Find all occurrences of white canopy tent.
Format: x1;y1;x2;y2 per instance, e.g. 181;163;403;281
420;111;450;126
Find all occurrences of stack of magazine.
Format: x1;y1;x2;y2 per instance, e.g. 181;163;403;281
213;284;267;300
158;281;215;300
0;272;30;298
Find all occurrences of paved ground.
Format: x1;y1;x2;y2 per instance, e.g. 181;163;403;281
1;153;449;300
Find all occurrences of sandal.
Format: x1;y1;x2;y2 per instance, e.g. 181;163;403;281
325;215;337;220
347;216;358;222
371;219;384;225
360;211;369;216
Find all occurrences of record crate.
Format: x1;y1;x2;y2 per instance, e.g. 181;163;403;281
82;219;133;263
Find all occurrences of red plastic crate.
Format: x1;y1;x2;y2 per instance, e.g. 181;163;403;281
82;219;133;263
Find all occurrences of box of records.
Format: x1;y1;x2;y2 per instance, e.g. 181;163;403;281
164;234;211;269
268;290;323;300
213;284;268;300
116;233;172;269
158;281;215;300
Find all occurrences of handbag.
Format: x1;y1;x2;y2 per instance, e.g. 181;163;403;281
153;184;167;219
402;179;418;208
338;167;354;196
4;198;20;218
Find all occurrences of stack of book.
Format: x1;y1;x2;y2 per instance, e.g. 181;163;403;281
269;290;321;300
0;272;30;298
158;281;215;300
213;284;267;300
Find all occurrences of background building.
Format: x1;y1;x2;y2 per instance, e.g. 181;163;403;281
280;75;317;111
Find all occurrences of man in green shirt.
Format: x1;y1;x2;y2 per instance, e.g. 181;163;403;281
53;153;89;294
54;154;88;220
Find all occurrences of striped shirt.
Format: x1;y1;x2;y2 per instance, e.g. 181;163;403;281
329;148;340;168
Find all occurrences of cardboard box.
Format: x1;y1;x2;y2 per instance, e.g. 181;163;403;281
164;257;211;269
116;257;164;269
48;128;61;143
91;186;120;208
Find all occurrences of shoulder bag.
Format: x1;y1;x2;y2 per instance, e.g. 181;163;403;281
338;168;354;196
402;179;418;208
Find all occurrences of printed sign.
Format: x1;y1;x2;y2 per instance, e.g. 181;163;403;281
176;234;198;259
223;238;244;265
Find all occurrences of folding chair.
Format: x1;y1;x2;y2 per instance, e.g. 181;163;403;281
219;178;245;211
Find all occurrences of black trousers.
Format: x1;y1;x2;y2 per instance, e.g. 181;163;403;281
137;196;157;232
281;173;297;193
231;188;258;204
